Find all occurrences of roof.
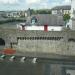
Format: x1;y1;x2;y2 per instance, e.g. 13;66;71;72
51;5;71;10
26;14;65;26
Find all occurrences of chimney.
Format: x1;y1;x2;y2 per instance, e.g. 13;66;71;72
44;24;48;31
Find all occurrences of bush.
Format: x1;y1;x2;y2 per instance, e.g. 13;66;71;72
63;14;70;21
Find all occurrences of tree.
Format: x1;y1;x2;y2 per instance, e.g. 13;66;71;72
36;9;51;14
30;9;51;15
30;9;36;15
63;14;70;21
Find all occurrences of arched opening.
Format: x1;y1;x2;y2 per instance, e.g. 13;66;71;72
0;38;5;46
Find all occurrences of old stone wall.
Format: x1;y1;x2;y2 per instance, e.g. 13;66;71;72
0;28;75;56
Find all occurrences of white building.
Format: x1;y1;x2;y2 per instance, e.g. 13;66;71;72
51;5;71;15
17;14;65;31
70;0;75;30
67;0;75;30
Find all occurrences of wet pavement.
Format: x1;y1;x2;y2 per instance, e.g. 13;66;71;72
0;55;75;75
0;55;50;75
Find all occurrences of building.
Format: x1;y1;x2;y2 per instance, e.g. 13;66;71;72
51;5;71;15
17;14;65;31
0;8;31;18
6;11;20;18
0;11;8;18
0;11;5;17
6;11;26;18
26;8;31;17
69;0;75;30
1;11;28;18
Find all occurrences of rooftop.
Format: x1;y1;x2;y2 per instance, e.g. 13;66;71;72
26;14;65;26
51;5;71;10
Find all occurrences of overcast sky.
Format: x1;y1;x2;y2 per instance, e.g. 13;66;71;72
0;0;71;11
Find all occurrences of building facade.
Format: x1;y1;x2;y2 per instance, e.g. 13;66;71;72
67;0;75;30
51;5;71;15
6;11;27;18
17;14;65;31
70;0;75;30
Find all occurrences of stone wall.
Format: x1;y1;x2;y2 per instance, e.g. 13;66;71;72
0;28;75;56
15;30;75;56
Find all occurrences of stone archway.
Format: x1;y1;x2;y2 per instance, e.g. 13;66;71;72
0;38;5;46
0;38;5;50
